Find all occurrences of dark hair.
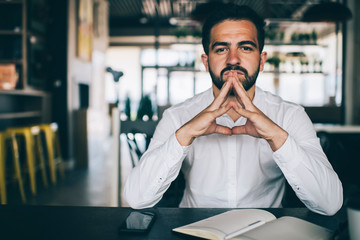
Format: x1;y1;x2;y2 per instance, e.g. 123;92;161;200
201;4;266;55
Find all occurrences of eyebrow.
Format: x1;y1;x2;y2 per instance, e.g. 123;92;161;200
211;41;229;50
239;40;258;49
211;40;258;50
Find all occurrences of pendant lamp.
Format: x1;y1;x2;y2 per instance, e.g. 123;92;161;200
302;1;352;22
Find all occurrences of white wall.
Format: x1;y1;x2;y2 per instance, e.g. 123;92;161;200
67;0;110;167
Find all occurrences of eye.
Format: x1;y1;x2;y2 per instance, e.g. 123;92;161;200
241;46;253;51
215;47;228;54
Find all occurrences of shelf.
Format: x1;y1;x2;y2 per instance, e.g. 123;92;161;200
0;0;23;4
168;66;200;72
0;111;41;119
0;88;49;96
0;0;52;131
265;42;327;47
142;65;200;71
0;59;22;64
0;30;22;35
263;71;325;75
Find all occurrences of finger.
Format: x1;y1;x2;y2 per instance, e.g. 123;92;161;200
223;70;239;82
232;101;253;118
214;101;233;117
212;81;232;109
231;125;247;135
215;125;233;135
211;81;233;109
232;80;254;109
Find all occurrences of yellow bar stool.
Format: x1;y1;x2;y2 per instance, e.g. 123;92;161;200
1;130;28;203
38;123;64;185
0;132;7;204
5;127;37;197
30;126;49;188
51;123;65;179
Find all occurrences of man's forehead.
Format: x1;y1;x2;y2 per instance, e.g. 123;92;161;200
211;19;257;34
210;20;259;45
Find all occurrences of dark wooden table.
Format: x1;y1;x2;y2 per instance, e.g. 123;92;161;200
0;205;347;240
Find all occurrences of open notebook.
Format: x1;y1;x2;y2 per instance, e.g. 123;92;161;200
173;209;334;240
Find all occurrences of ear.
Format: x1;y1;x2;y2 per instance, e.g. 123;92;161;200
259;51;267;72
201;54;209;72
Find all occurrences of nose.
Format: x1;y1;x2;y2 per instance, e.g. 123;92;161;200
226;49;240;66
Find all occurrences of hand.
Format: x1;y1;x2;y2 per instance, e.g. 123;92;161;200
176;80;235;146
229;75;288;151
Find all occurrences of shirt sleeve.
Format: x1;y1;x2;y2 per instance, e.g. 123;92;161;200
123;110;189;209
273;108;343;216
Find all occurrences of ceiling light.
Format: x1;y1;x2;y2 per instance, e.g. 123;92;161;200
169;17;199;26
302;2;352;22
139;17;148;24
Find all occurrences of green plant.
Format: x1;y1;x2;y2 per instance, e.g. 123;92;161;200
303;33;311;42
265;29;277;41
266;56;281;68
173;27;189;38
278;31;285;42
311;30;317;43
124;96;131;119
192;27;202;39
291;32;297;42
137;95;153;120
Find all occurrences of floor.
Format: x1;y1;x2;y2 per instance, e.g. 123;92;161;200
5;134;134;207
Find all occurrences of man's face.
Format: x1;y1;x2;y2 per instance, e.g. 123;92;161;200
201;20;267;95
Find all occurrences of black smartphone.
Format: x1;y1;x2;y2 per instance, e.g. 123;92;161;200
118;211;156;234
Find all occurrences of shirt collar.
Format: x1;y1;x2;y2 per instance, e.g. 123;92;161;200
253;86;262;108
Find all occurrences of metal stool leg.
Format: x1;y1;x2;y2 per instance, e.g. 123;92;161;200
51;123;65;179
9;134;26;203
0;132;7;204
41;125;57;185
31;127;48;188
23;129;36;195
40;123;65;185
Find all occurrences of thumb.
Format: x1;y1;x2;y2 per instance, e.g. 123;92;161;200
214;125;233;135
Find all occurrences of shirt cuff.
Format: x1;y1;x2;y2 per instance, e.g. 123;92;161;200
273;136;301;171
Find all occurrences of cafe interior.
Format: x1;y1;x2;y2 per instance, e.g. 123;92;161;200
0;0;360;238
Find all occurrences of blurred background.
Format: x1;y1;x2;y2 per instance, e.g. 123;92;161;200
0;0;359;208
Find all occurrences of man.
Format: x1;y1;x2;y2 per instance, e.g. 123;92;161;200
124;4;343;216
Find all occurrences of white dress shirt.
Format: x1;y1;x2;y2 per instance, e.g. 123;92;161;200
124;87;343;215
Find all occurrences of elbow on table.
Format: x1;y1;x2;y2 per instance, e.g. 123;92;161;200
327;192;343;216
319;199;343;216
125;197;154;210
327;181;344;216
123;187;156;209
307;198;342;216
316;185;344;216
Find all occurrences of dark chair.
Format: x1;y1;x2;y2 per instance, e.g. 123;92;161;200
316;130;360;205
281;180;305;208
155;171;185;207
125;133;143;168
124;131;186;207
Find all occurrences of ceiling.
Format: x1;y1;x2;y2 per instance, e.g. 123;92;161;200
107;0;335;37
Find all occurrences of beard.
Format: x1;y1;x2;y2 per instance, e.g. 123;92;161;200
209;62;260;95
